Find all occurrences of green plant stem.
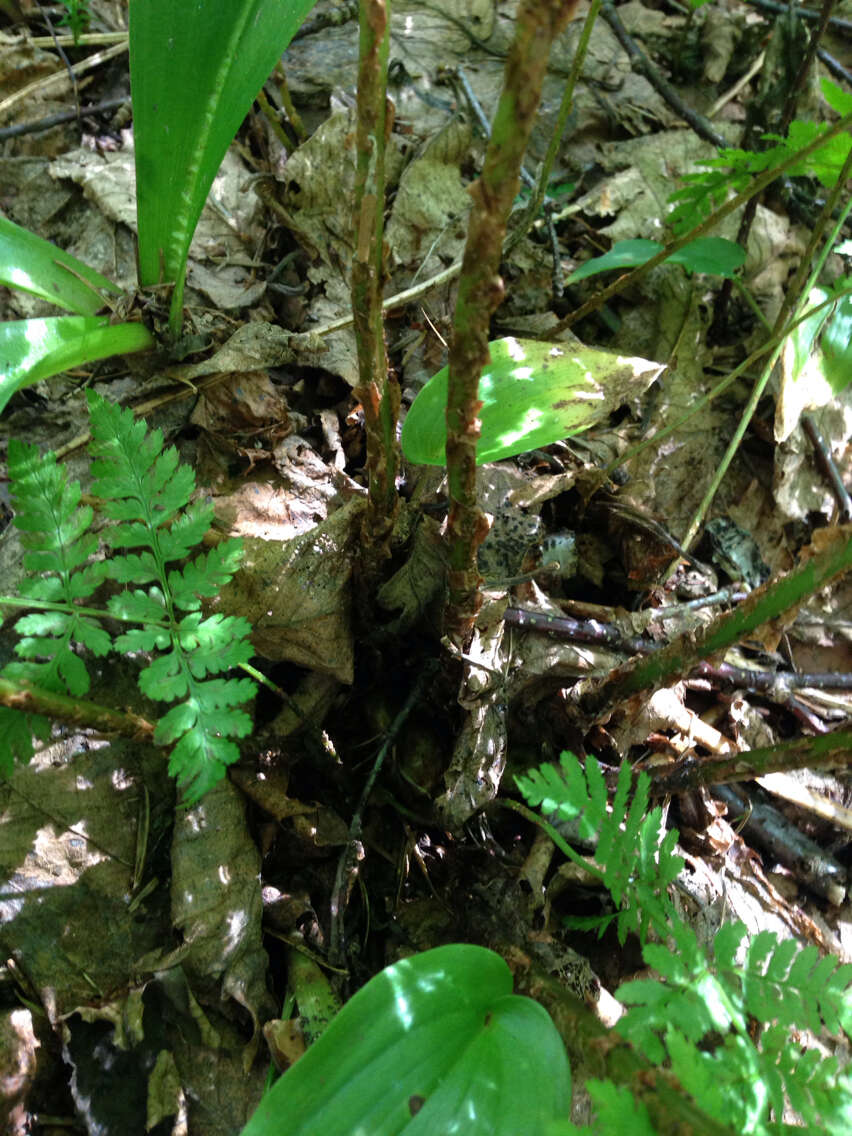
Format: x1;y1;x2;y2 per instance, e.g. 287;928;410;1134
642;728;852;797
499;796;604;881
605;283;852;478
351;0;398;579
444;0;579;643
731;276;772;333
680;175;852;551
274;65;307;143
255;88;290;150
514;0;602;244
0;595;167;627
552;107;852;334
0;676;154;740
569;524;852;721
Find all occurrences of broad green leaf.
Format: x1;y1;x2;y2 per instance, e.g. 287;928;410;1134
566;237;744;284
776;283;852;441
0;215;122;315
130;0;318;332
668;237;745;276
241;944;571;1136
822;77;852;117
401;337;664;466
566;239;661;283
820;292;852;395
0;317;154;415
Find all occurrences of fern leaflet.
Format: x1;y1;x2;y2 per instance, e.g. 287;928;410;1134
57;0;92;44
0;439;110;773
86;391;255;800
516;752;683;944
0;393;256;801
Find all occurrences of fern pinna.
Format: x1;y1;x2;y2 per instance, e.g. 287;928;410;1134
518;752;852;1134
0;391;256;802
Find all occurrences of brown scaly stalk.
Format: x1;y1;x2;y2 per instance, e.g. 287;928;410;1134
444;0;579;644
351;0;398;583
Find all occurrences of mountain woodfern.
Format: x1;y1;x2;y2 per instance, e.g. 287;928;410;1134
519;752;852;1135
0;391;256;802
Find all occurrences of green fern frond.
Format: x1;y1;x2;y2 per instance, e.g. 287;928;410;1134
0;394;256;800
520;747;852;1134
761;1024;852;1132
0;438;110;770
57;0;92;44
732;928;852;1034
584;1081;656;1135
667;108;852;237
85;390;256;801
516;752;683;944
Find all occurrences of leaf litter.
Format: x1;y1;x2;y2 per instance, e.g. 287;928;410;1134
1;0;852;1131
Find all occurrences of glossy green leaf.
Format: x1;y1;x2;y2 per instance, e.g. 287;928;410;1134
242;944;571;1136
401;337;664;466
130;0;318;332
566;239;661;283
820;291;852;395
0;317;153;414
566;237;745;284
0;215;121;315
776;283;852;440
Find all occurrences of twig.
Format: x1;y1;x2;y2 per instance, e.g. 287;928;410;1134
600;2;729;149
0;97;126;141
713;782;846;904
801;414;852;522
642;728;852;795
504;606;852;692
35;0;80;119
566;527;852;723
0;40;128;120
742;0;852;34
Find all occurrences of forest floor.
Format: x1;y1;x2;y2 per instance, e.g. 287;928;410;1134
1;0;852;1132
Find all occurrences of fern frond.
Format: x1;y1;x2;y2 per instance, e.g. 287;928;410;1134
517;752;683;944
518;746;852;1135
666;1030;774;1134
0;438;110;770
584;1080;656;1135
617;921;745;1064
86;391;255;801
762;1025;852;1132
57;0;92;43
731;929;852;1034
